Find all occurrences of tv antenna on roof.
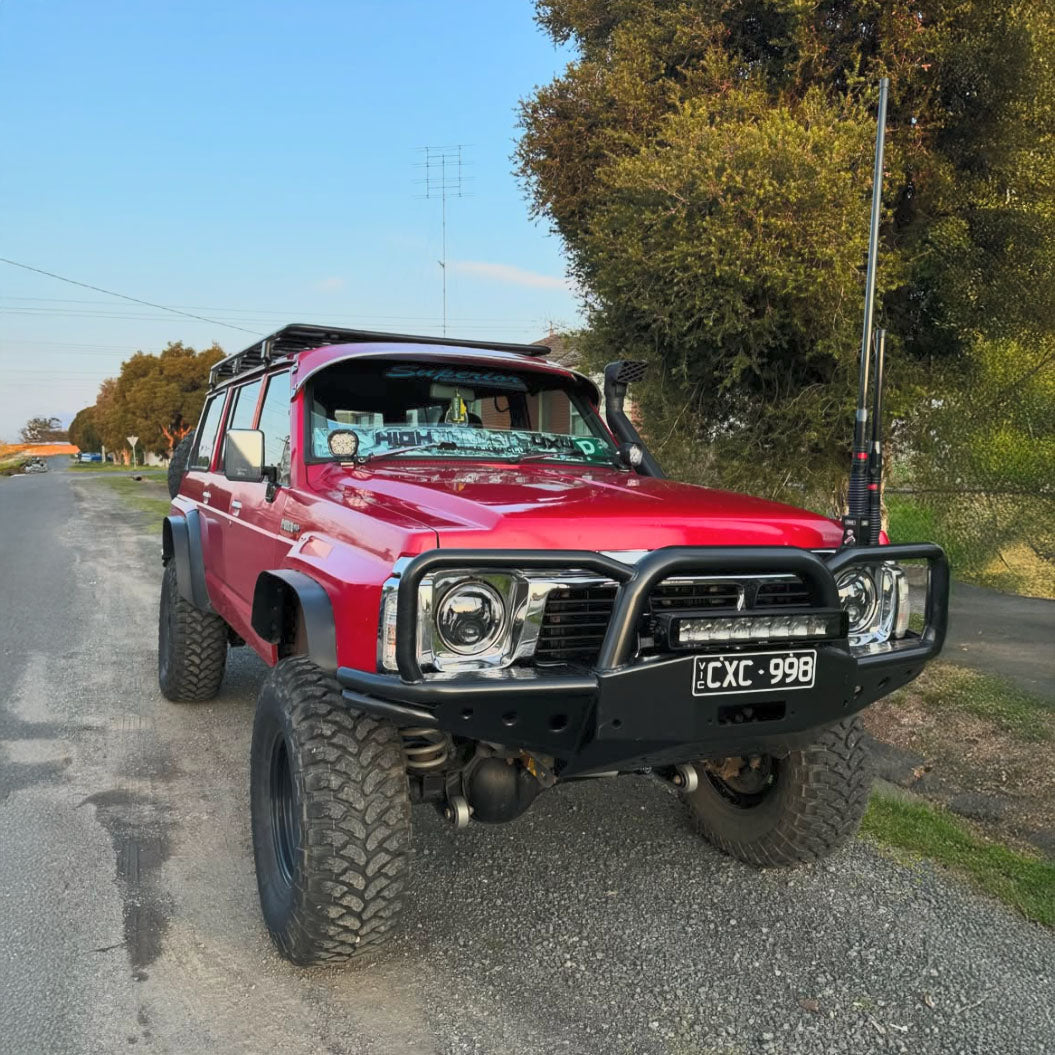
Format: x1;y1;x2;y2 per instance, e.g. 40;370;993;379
415;145;472;336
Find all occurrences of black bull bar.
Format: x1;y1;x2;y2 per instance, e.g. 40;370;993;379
336;544;949;775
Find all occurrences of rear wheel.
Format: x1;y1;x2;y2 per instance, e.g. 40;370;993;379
250;657;411;965
683;717;872;867
158;561;227;702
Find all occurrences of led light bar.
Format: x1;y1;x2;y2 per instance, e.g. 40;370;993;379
675;612;845;646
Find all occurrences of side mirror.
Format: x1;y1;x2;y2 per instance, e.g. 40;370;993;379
224;429;265;482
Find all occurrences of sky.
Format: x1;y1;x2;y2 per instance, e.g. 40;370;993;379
0;0;581;440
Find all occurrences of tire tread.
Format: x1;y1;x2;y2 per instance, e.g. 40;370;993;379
689;718;873;867
158;561;227;702
252;657;411;966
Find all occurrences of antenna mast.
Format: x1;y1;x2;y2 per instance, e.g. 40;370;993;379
418;145;469;336
843;77;890;547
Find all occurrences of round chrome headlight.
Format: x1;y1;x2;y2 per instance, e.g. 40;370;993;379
836;569;879;633
435;581;506;655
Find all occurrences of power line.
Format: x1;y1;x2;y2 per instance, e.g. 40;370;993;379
0;258;262;335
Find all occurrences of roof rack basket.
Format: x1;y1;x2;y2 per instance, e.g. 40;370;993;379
209;323;551;387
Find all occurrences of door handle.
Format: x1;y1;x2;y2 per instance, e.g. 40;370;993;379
231;500;242;513
202;490;211;502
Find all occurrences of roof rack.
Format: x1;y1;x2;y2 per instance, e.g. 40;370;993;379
209;323;551;387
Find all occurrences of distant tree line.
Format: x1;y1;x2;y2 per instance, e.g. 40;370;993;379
19;416;69;443
68;342;224;462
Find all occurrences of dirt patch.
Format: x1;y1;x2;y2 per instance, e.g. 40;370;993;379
863;688;1055;859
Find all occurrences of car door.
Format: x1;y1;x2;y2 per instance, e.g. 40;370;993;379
210;376;267;619
219;370;292;616
180;391;232;616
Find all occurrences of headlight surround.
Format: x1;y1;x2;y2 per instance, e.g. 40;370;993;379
836;569;879;633
435;580;506;656
837;563;910;651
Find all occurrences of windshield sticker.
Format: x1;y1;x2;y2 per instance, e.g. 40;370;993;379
314;423;614;465
384;364;528;391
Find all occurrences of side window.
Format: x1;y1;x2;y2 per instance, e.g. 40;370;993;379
190;395;225;471
227;379;262;432
257;372;292;485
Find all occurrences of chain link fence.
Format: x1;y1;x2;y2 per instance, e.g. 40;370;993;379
884;346;1055;598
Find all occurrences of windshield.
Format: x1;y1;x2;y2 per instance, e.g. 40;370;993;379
308;359;617;465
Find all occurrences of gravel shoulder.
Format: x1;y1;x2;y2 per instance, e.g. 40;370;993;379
0;465;1052;1055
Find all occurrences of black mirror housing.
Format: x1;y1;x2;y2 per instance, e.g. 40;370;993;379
224;429;265;482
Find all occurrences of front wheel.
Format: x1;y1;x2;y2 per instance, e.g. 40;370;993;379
250;658;412;966
683;717;872;867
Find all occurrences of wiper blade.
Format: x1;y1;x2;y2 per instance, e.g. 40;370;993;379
361;440;460;463
514;451;618;466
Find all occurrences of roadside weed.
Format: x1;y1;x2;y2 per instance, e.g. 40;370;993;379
862;792;1055;927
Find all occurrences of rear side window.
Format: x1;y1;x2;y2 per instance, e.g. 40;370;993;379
257;372;292;484
227;379;262;432
190;395;225;471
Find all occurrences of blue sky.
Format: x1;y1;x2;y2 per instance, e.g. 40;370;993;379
0;1;580;439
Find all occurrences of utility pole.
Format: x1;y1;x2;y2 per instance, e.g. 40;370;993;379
416;146;470;336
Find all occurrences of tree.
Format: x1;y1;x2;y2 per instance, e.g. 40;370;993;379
91;341;224;461
68;406;102;452
517;1;1055;504
19;416;68;443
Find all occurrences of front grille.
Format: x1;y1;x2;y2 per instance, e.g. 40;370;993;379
535;576;810;665
754;579;812;607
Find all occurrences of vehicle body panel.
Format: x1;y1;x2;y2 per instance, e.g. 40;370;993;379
167;335;943;755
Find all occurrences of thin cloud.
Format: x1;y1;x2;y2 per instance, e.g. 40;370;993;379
317;276;345;292
450;259;573;291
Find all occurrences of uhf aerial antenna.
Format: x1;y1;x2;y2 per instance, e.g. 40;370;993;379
867;328;886;544
842;78;889;547
416;145;471;336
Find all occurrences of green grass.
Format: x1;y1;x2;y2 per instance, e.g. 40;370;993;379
863;791;1055;927
96;474;172;522
68;461;166;473
902;662;1054;742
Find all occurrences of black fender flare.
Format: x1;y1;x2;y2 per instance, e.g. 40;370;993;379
251;570;338;673
162;510;213;612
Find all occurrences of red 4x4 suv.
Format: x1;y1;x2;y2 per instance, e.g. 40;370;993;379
160;324;948;966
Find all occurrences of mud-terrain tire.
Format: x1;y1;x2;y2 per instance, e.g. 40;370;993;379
157;561;227;702
167;430;195;499
250;657;411;966
684;717;872;867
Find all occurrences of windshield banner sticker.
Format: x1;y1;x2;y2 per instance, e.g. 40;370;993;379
314;423;614;464
384;364;528;391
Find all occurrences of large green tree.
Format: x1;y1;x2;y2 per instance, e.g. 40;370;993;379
67;406;102;452
81;341;224;461
517;1;1055;503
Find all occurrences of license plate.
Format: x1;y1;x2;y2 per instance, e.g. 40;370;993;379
691;650;817;697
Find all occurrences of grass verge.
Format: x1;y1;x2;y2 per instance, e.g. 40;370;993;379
900;662;1054;742
863;791;1055;927
97;474;172;523
68;461;166;472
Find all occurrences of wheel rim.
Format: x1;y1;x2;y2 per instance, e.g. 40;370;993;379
268;736;299;886
703;755;778;809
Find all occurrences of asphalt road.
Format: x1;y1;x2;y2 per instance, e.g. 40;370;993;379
944;583;1055;697
1;462;1052;1055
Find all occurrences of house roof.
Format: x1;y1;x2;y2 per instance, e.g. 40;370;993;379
532;331;581;369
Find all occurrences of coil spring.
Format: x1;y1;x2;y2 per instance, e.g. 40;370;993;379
401;727;450;774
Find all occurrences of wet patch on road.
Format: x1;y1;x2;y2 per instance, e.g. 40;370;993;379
0;758;70;803
82;789;173;972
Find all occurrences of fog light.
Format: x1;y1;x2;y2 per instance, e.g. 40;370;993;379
675;612;843;646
